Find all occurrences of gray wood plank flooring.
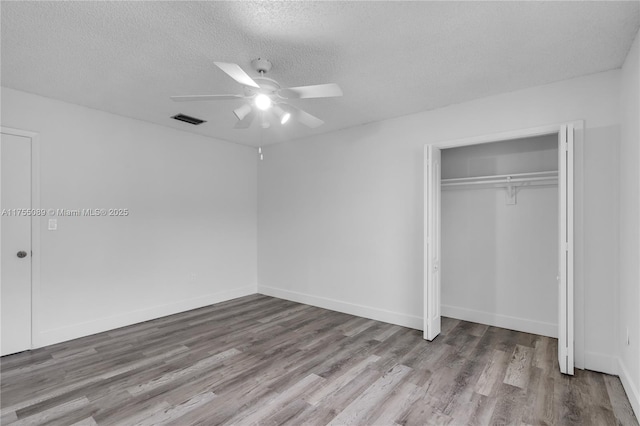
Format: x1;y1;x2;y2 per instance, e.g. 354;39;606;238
1;294;637;425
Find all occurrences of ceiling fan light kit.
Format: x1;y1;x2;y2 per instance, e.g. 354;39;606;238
233;103;252;121
254;94;272;111
273;105;291;125
171;58;342;130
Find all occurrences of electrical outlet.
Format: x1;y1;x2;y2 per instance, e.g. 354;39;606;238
190;273;197;283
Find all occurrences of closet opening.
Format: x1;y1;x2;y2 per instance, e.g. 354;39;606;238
424;122;580;375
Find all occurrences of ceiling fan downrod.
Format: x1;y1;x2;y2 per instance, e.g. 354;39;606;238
251;58;272;76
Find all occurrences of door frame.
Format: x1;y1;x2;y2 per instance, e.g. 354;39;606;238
1;126;41;352
424;145;441;340
423;121;584;371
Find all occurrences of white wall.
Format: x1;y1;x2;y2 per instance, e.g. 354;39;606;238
1;87;258;347
441;136;558;338
618;30;640;417
258;69;621;374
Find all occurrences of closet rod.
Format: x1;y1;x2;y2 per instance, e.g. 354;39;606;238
442;176;558;187
441;170;558;187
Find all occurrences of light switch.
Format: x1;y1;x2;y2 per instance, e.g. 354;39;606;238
48;219;57;230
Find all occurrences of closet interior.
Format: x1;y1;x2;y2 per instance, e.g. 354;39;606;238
440;134;559;338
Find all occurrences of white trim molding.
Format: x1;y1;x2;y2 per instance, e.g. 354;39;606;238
618;357;640;420
430;122;567;149
258;285;423;330
441;304;557;338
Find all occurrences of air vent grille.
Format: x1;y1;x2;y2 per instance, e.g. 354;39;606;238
171;114;206;125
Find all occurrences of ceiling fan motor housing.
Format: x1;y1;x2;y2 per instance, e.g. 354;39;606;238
243;77;280;97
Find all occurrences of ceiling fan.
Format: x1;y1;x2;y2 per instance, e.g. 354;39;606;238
171;58;343;129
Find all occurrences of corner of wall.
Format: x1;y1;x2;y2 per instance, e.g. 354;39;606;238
617;28;640;420
257;285;423;330
33;285;257;348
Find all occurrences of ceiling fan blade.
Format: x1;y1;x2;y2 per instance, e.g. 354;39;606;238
234;109;256;129
279;83;343;99
170;95;244;102
214;62;260;89
287;104;324;128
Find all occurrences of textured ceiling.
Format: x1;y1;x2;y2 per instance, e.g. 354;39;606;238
2;1;639;147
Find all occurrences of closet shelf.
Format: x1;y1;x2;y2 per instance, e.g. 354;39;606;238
441;170;558;190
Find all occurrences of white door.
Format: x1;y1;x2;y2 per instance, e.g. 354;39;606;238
424;145;441;341
558;125;574;374
1;132;32;356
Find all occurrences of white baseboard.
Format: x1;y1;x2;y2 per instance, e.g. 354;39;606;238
257;285;423;330
583;351;618;375
33;285;257;348
441;304;557;338
618;357;640;420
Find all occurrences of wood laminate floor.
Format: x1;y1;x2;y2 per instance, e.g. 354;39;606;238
1;295;638;426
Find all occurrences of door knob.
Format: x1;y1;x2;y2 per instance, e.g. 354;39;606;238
16;251;27;259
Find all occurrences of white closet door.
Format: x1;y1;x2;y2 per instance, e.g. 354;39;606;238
558;124;574;375
424;145;441;341
1;132;33;356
